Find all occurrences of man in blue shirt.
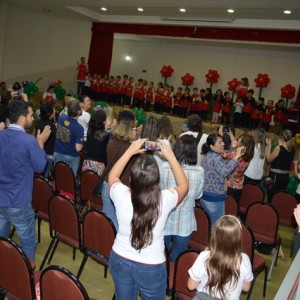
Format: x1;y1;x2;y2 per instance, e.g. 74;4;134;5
0;100;50;261
53;99;84;175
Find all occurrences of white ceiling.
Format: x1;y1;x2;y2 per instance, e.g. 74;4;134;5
5;0;300;29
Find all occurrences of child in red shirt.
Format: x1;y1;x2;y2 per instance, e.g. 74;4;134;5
212;89;223;123
180;88;191;118
190;88;199;115
173;87;183;116
261;100;274;132
145;82;154;112
221;92;233;125
249;97;264;129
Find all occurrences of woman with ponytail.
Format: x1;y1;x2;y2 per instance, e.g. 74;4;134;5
188;215;253;300
108;139;188;300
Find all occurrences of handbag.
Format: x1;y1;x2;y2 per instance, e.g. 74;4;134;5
92;142;128;197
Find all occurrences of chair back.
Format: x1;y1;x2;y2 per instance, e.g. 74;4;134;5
271;191;297;227
172;250;199;299
240;183;265;215
241;223;254;265
225;194;239;217
0;237;36;300
32;175;54;220
54;161;76;199
188;207;210;251
40;265;90;300
49;194;81;244
245;202;279;245
80;170;103;209
82;209;116;262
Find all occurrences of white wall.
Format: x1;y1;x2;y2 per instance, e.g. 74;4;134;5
1;5;91;92
110;36;300;101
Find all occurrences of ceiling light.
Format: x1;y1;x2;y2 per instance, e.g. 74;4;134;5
138;8;144;12
125;55;132;62
101;7;107;11
227;9;235;13
284;10;291;14
179;8;186;13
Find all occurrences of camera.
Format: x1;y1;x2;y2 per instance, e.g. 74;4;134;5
144;141;161;152
223;125;235;134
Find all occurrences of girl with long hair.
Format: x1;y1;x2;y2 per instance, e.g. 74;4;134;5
244;128;268;185
188;215;253;300
108;139;188;300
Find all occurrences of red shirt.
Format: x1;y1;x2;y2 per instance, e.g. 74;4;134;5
146;87;154;103
262;106;274;123
77;63;87;81
174;92;182;106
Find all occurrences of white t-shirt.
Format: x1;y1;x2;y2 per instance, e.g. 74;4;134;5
179;131;208;165
244;144;266;180
78;110;91;140
110;181;178;264
189;251;253;300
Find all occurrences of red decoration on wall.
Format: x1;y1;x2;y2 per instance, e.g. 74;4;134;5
254;74;270;88
160;65;174;78
181;73;195;87
227;78;241;91
205;69;220;84
281;84;296;99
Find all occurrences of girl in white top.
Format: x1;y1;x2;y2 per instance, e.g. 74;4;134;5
244;128;268;185
188;215;253;300
108;139;188;300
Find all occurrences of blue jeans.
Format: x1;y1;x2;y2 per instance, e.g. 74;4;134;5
109;251;167;300
53;152;80;176
164;234;191;262
201;199;224;230
102;181;118;230
0;203;36;260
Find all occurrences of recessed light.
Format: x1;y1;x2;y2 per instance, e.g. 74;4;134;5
284;10;291;14
138;8;144;12
180;8;186;13
101;7;107;11
227;8;235;13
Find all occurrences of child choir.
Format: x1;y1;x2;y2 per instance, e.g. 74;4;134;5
85;73;298;133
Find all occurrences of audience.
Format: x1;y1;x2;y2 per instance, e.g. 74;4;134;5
188;215;253;299
108;139;188;300
78;94;91;142
294;204;300;255
162;135;204;261
53;99;84;176
82;109;109;176
35;102;57;179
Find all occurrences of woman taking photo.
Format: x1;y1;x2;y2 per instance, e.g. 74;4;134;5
201;134;243;228
188;215;253;300
108;139;188;300
162;135;204;262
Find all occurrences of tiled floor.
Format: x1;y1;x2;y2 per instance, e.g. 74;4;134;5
28;219;295;299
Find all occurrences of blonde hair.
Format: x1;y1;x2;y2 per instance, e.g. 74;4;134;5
112;119;134;142
205;215;242;299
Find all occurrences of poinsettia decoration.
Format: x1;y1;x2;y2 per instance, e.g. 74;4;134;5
227;78;241;98
205;69;220;84
181;73;195;88
254;73;270;98
160;65;174;85
281;84;296;107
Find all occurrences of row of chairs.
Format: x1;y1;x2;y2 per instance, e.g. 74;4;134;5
0;236;95;300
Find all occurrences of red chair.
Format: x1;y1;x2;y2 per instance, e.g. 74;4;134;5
32;175;54;243
54;161;77;201
80;170;103;209
39;194;81;271
188;207;210;252
239;183;265;215
0;237;40;300
77;209;116;279
171;250;199;300
271;191;297;256
40;265;93;300
245;202;281;281
241;223;268;299
225;194;239;217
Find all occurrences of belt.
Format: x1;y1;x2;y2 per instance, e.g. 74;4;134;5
269;168;290;175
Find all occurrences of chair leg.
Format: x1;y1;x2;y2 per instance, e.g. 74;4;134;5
47;238;60;265
39;237;56;270
37;218;42;243
73;247;76;260
263;266;268;297
77;255;89;279
268;245;279;280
